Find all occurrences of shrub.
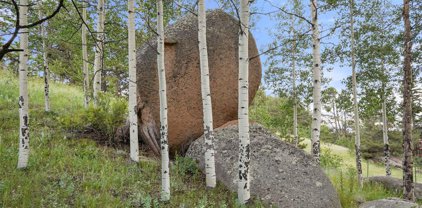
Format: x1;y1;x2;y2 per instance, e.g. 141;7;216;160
320;148;343;169
59;92;127;144
173;155;200;177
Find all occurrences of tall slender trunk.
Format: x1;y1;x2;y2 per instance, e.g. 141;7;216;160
381;86;391;176
310;0;321;163
17;0;30;169
128;0;139;162
157;0;170;201
198;0;216;188
39;9;50;112
332;101;339;137
93;0;105;105
349;0;363;188
291;15;298;147
402;0;414;201
238;0;251;204
82;1;89;108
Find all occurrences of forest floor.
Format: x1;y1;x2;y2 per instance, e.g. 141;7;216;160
0;71;265;207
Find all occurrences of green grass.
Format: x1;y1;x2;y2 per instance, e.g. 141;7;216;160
0;71;264;207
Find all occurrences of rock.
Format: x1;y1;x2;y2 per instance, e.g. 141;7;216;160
136;10;261;155
186;122;341;208
359;198;419;208
368;176;422;199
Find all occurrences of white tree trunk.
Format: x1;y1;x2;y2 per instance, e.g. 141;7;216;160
349;0;363;188
128;0;139;162
198;0;216;188
382;95;391;176
291;16;298;147
93;0;105;105
310;0;321;163
17;0;30;169
39;9;50;112
157;0;170;201
82;1;89;108
238;0;251;204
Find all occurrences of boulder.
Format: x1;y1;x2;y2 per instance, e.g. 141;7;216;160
186;122;341;208
136;10;261;155
368;176;422;199
359;198;419;208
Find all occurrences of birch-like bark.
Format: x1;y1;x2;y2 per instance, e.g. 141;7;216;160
238;0;251;204
402;0;414;201
349;0;363;188
310;0;321;163
82;1;89;108
39;9;50;112
128;0;139;162
157;0;170;201
17;0;30;169
381;91;391;176
93;0;105;106
290;15;298;147
198;0;216;188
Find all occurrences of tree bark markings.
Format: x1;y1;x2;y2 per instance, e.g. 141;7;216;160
198;0;216;188
311;0;321;163
128;0;139;163
17;0;30;169
238;0;251;204
157;0;170;201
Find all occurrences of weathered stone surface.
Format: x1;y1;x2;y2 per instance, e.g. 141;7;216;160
186;122;341;208
368;176;422;199
136;10;261;154
359;198;419;208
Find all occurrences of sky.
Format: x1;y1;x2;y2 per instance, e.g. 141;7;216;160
204;0;406;94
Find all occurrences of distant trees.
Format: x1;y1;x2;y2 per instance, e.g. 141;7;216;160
81;1;89;108
93;0;106;105
39;7;50;112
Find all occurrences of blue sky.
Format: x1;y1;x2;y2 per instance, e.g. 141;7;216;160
204;0;405;93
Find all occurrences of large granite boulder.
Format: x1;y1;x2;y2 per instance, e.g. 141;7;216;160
186;122;341;208
368;176;422;199
136;10;261;155
359;198;419;208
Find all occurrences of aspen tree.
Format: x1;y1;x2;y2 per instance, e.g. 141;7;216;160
198;0;216;188
238;0;251;204
39;8;50;112
349;0;362;188
17;0;30;169
128;0;139;162
93;0;105;105
82;1;89;108
310;0;321;163
157;0;170;201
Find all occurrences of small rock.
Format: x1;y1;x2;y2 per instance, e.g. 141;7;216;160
359;198;419;208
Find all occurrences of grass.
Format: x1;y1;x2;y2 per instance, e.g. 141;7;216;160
0;70;264;207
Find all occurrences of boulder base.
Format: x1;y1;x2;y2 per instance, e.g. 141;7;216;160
368;176;422;200
186;122;341;208
359;198;419;208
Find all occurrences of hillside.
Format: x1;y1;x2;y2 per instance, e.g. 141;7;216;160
0;71;264;207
